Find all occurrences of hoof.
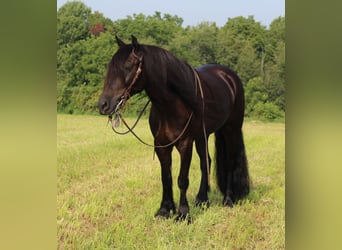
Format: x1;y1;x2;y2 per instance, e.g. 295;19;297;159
175;213;192;224
223;197;234;208
174;205;191;224
195;198;210;209
154;208;172;219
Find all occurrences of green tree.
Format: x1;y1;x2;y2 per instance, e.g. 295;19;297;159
57;1;91;48
235;41;260;84
245;77;268;116
263;17;285;111
221;16;266;52
267;16;285;50
264;40;285;111
113;12;183;45
146;12;183;45
216;16;266;74
245;77;284;120
168;22;218;66
57;32;117;113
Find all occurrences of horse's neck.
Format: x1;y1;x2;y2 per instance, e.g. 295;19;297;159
143;48;196;115
144;79;176;110
143;54;174;104
144;74;188;118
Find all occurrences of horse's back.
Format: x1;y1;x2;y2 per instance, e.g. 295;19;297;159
196;64;245;130
196;64;242;88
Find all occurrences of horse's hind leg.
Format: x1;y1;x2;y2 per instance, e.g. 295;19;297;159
175;138;193;222
194;137;211;207
155;146;176;218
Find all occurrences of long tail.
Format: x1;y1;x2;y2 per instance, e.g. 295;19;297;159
215;127;250;202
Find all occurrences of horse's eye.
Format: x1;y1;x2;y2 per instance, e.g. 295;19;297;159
122;64;132;73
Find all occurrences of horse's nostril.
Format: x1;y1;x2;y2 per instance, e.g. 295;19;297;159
102;101;107;109
98;99;109;114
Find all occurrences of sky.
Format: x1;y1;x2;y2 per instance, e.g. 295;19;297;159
57;0;285;27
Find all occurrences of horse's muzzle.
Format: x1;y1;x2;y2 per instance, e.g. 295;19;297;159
98;97;115;115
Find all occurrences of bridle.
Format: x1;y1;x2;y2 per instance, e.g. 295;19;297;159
111;49;143;115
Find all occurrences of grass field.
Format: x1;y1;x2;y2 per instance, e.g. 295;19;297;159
57;114;285;249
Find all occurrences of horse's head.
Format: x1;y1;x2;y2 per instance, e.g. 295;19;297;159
98;35;144;115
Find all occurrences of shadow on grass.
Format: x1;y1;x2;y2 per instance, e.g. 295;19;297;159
188;182;274;218
206;182;272;205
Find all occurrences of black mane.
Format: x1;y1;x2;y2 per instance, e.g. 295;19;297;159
142;45;200;113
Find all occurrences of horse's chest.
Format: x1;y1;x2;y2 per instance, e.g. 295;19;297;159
155;120;179;141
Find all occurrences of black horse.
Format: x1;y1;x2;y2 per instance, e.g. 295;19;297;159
98;36;250;221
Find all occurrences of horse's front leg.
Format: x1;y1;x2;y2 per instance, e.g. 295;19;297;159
154;146;176;218
175;138;193;223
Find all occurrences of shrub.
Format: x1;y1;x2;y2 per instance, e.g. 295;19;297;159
252;101;284;121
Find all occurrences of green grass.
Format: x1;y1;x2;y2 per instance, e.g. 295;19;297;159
57;114;285;249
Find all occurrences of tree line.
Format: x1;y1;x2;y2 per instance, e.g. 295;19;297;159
57;1;285;121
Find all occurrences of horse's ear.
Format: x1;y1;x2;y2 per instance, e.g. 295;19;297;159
131;35;140;51
115;35;126;48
